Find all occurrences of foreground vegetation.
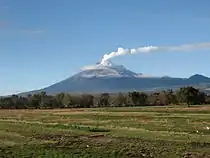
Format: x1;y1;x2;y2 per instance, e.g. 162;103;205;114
1;106;210;157
1;86;210;109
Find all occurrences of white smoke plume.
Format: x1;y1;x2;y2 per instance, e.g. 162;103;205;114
101;42;210;63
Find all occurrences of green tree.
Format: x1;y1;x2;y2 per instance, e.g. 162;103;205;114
98;93;110;107
206;94;210;104
129;91;148;106
116;92;127;107
62;93;72;108
71;96;82;108
165;89;178;105
0;97;13;109
176;87;205;105
55;92;65;107
80;94;94;108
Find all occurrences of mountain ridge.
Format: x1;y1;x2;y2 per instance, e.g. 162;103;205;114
17;60;210;96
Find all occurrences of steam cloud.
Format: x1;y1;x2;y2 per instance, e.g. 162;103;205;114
101;42;210;63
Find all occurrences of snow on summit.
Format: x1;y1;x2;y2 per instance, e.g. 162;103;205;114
82;60;118;70
77;60;140;78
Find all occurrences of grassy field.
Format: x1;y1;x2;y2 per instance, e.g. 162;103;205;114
1;106;210;157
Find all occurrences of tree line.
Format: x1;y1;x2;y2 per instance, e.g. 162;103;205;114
0;86;210;109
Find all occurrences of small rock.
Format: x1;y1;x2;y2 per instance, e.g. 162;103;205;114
142;154;146;157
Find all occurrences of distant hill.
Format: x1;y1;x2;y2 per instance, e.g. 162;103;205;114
19;60;210;96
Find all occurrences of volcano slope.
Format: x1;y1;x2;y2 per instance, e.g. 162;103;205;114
1;106;210;157
20;60;210;95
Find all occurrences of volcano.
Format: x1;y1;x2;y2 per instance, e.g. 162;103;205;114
20;60;210;95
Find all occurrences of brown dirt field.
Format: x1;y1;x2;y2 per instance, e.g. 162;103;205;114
147;106;210;112
0;108;86;114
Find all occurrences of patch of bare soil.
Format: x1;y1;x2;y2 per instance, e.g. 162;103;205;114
157;106;210;112
85;134;117;143
42;118;90;124
34;133;117;145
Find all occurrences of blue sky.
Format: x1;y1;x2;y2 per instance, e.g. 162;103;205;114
0;0;210;95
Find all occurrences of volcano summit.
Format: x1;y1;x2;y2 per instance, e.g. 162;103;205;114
75;60;143;78
21;60;210;95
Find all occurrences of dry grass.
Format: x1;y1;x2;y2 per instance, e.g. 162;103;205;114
1;106;210;157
